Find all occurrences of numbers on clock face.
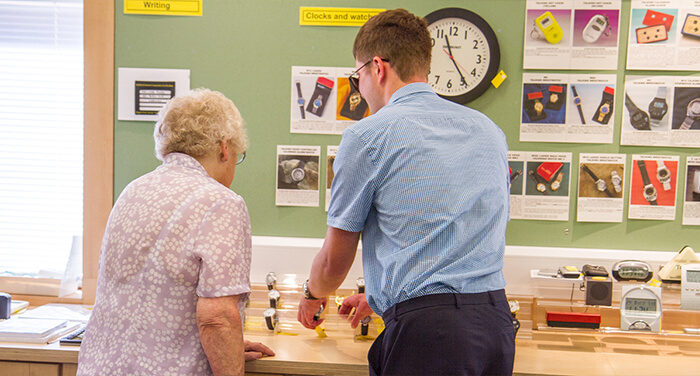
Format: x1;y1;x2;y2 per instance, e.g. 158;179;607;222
428;18;491;96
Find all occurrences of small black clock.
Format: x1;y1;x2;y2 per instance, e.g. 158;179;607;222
424;8;501;104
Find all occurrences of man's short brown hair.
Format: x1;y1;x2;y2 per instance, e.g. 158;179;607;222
353;9;431;82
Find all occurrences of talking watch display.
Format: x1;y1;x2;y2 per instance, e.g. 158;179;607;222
295;81;305;120
610;170;623;193
637;160;657;205
680;98;700;130
656;160;671;191
571;85;585;124
648;86;667;127
625;93;651;130
581;164;614;197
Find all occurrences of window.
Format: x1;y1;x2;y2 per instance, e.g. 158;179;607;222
0;1;84;278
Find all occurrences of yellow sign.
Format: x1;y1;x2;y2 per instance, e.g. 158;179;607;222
124;0;202;16
300;7;385;27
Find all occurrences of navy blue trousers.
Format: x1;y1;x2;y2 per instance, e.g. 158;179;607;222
368;290;515;376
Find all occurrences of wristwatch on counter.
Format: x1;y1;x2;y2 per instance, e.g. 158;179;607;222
648;86;668;127
611;170;623;193
637;160;657;205
680;98;700;130
356;277;365;294
508;299;521;337
302;279;319;300
295;81;306;120
571;85;586;124
581;164;614;197
263;307;278;331
528;170;548;195
656;160;671;191
625;93;651;131
266;272;277;291
268;289;280;309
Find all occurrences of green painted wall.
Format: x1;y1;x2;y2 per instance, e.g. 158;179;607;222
113;0;698;251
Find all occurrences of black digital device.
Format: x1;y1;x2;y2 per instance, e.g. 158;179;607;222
625;93;651;130
648;86;668;127
582;264;609;277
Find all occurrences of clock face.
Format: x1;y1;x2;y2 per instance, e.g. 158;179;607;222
425;8;500;104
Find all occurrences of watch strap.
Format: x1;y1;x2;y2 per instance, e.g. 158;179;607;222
638;160;652;186
303;279;319;300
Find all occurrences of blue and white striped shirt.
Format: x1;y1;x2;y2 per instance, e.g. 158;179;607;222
327;83;510;316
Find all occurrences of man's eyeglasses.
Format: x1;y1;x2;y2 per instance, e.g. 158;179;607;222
236;151;246;165
348;58;390;94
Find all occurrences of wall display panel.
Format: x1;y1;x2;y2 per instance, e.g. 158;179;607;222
114;0;698;251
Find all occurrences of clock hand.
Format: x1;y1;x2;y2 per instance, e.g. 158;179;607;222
444;35;467;86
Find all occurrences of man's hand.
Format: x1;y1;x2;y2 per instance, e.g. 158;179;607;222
297;297;327;329
338;293;375;329
244;340;275;362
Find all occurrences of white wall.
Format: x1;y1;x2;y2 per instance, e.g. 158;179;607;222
252;236;678;295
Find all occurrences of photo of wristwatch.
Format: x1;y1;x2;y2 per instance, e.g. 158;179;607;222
571;85;586;124
528;170;548;195
679;98;700;130
637;160;657;205
581;164;614;198
625;93;651;130
611;170;623;193
648;86;667;127
295;80;306;120
656;160;671;191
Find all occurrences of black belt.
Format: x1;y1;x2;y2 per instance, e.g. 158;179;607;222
382;290;507;323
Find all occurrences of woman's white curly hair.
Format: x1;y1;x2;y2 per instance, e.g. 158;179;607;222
154;88;249;161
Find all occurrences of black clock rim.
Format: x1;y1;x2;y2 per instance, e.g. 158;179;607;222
424;7;501;104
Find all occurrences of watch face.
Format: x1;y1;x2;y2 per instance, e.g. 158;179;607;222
573;97;582;105
425;8;500;104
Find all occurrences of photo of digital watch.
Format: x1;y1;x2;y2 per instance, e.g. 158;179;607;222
533;11;564;44
656;160;672;191
295;81;306;120
571;85;585;124
593;86;614;125
681;13;700;38
582;14;611;43
545;85;565;111
625;93;651;130
637;159;657;205
648;87;668;127
581;164;614;198
679;98;700;130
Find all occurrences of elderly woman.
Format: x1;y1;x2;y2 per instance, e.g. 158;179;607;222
78;88;273;376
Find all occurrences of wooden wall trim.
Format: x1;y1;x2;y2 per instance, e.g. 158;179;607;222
83;0;114;304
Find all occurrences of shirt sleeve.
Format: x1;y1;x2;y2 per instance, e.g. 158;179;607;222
327;130;376;232
194;195;252;299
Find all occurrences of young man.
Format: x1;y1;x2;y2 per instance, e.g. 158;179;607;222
298;9;515;376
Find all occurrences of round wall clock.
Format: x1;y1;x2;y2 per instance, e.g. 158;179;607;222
424;8;501;104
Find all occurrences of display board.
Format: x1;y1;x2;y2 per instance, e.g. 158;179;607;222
113;0;698;252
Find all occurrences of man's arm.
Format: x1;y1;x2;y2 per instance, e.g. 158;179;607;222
298;226;361;329
197;295;245;375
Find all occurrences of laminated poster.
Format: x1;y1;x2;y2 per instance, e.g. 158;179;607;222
628;154;680;221
577;153;626;223
275;145;321;207
509;151;572;221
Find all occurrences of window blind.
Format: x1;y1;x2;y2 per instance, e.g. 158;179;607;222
0;0;84;276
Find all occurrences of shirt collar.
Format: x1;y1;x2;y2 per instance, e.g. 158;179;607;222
162;152;210;178
386;82;436;106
